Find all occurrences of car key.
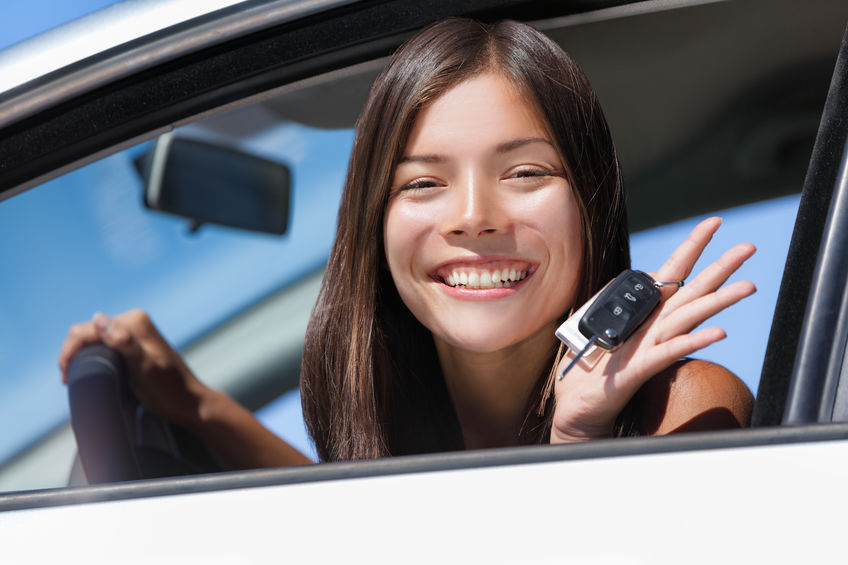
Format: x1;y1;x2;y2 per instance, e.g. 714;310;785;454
578;269;662;350
557;270;663;380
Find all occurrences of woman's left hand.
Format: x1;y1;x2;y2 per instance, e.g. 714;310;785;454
550;217;756;443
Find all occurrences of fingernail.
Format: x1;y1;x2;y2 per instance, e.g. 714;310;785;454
93;312;111;335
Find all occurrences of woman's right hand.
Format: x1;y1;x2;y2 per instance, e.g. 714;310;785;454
58;310;208;431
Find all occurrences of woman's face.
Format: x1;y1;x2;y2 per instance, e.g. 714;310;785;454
383;71;583;354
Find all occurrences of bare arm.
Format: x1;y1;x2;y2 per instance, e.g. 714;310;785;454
633;359;753;435
188;385;312;468
59;310;313;469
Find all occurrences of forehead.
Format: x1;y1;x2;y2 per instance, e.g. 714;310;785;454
404;71;552;151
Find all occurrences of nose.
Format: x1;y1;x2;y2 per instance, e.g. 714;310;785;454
442;172;510;238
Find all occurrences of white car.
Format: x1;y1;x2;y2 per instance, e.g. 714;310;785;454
2;0;848;562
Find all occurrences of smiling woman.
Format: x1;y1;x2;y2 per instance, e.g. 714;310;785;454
383;73;584;451
385;73;582;354
300;18;755;461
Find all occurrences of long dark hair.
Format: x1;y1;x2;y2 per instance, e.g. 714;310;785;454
301;18;630;462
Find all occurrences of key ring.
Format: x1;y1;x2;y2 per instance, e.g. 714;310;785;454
653;279;684;289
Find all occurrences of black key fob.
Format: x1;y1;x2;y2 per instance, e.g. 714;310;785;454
578;270;661;350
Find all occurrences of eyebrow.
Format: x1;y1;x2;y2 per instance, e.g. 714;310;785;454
495;137;555;153
397;137;555;165
397;154;445;165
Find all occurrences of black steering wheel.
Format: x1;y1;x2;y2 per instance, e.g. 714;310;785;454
66;344;222;484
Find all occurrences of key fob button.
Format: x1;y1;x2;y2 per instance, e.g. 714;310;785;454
628;275;654;299
607;300;631;320
577;269;662;350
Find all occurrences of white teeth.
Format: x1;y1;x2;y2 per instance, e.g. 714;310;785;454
444;267;528;289
479;271;492;288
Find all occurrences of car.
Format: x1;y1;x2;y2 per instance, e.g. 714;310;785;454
2;0;848;561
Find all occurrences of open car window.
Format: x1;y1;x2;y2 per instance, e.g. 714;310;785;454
0;0;845;484
0;95;797;489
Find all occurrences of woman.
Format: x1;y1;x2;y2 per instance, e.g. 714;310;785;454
59;19;754;467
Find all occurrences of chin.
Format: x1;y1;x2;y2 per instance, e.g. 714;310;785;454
412;300;565;355
432;322;543;354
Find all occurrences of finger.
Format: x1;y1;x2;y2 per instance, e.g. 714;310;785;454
58;320;101;382
652;217;722;285
665;242;756;309
655;280;756;342
637;327;728;378
99;316;146;372
115;309;164;346
116;309;182;368
93;311;111;337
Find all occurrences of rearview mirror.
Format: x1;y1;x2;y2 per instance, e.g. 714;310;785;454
141;133;290;235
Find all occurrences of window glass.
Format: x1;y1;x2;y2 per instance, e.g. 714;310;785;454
631;194;800;395
0;115;354;466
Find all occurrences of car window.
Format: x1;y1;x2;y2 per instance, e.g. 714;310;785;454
631;193;800;395
0;105;353;468
0;74;805;488
0;88;799;484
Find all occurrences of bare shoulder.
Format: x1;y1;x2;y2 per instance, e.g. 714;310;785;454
633;359;754;435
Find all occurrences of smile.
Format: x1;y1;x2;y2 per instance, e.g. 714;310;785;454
433;262;533;290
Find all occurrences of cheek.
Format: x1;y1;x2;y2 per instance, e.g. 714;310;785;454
517;186;584;311
383;200;445;331
516;186;583;259
544;200;582;260
383;200;431;281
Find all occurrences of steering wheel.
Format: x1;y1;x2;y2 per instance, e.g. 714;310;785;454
66;344;222;483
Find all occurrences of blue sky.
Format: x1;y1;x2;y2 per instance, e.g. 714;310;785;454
1;1;118;49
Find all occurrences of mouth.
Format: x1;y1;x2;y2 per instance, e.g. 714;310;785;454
432;261;534;290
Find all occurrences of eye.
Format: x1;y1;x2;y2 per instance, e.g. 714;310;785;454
505;166;561;183
396;177;442;194
403;178;438;189
511;168;550;179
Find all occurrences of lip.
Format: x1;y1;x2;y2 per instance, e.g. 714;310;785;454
429;257;538;299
